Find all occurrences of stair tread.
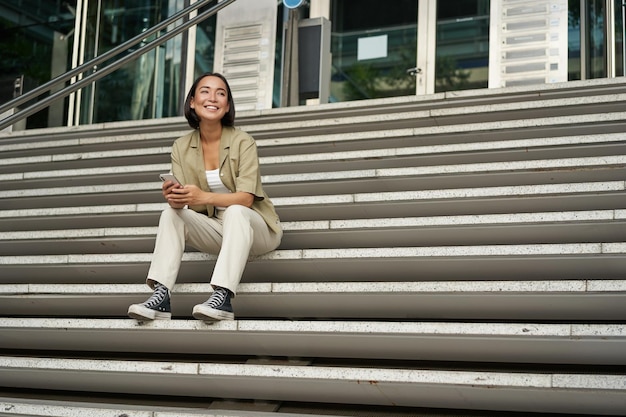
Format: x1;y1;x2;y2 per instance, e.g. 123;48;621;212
2;131;624;175
0;397;322;417
1;281;624;321
0;318;624;365
0;355;623;415
0;209;622;237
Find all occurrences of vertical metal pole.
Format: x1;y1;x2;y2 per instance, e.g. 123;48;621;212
182;0;198;112
606;0;616;78
281;7;300;106
623;1;626;75
289;8;300;106
85;0;103;125
580;0;588;79
67;0;84;126
280;8;292;107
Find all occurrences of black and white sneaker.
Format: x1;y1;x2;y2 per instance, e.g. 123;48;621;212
192;287;234;321
128;282;172;320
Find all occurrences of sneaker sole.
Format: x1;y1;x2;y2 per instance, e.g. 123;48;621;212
192;304;234;321
128;304;172;321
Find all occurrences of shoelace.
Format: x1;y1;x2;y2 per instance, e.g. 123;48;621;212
205;288;228;308
144;284;168;308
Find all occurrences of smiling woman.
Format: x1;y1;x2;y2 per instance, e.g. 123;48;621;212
127;72;283;322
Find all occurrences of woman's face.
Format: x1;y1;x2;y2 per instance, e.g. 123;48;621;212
189;76;230;125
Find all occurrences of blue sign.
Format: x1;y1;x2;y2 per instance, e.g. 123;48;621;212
283;0;304;9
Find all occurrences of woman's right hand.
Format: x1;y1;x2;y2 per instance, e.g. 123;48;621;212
162;181;185;208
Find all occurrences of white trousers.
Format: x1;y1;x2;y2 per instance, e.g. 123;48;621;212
146;205;282;295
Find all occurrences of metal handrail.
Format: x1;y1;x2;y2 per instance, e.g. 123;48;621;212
0;0;237;131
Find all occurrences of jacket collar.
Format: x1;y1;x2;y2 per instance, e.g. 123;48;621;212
189;126;234;174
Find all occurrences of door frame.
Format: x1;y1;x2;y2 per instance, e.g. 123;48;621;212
416;0;437;95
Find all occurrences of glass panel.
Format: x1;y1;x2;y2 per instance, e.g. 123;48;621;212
587;0;607;78
567;0;621;79
616;0;625;76
0;0;77;129
330;0;417;102
435;0;490;93
194;3;217;78
568;1;582;80
81;0;185;124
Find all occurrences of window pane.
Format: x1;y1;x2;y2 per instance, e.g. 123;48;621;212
330;0;417;101
435;0;490;93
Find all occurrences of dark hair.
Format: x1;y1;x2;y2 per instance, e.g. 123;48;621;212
184;72;236;129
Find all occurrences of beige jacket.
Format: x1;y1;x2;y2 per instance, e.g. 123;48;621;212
170;127;281;234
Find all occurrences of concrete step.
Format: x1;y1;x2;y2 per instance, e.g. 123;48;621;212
2;180;624;229
0;396;333;417
1;110;625;178
0;355;624;415
2;131;624;181
1;242;625;284
1;152;625;210
1;210;626;255
1;280;624;321
2;136;625;190
0;318;624;365
2;80;625;154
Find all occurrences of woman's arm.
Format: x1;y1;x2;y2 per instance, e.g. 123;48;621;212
166;186;254;208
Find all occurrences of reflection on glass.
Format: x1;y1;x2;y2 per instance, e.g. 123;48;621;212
330;0;417;102
435;0;490;93
194;4;217;78
567;0;624;80
329;0;490;101
0;0;76;128
81;0;185;124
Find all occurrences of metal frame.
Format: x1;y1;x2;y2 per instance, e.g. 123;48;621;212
415;0;437;95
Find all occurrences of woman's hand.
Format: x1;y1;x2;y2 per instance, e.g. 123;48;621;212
165;184;205;207
162;180;186;208
165;183;254;209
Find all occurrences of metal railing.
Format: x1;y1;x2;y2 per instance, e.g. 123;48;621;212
0;0;237;132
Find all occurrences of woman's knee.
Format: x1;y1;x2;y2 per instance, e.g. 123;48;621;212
223;204;251;221
160;206;180;221
158;206;190;229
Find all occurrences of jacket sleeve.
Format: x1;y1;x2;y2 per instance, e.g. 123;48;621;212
170;139;188;186
227;134;265;200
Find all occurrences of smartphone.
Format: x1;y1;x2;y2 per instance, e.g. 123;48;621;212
159;173;182;186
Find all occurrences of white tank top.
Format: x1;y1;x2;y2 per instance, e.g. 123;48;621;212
206;169;231;209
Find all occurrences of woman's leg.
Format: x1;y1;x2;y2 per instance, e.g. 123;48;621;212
129;207;222;321
193;205;282;321
148;207;226;287
209;204;282;294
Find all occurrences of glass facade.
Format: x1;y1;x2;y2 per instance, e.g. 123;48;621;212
0;0;624;130
0;0;76;128
77;0;187;125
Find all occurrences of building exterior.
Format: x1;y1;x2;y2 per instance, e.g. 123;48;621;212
0;0;623;130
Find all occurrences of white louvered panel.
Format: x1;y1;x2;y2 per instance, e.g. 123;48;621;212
489;0;568;88
213;0;277;111
221;25;263;111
